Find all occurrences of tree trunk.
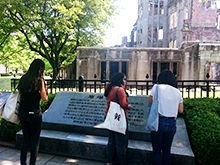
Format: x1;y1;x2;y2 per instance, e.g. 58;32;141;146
51;64;61;80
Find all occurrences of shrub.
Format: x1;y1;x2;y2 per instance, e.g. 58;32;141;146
0;73;13;77
0;118;21;142
183;98;220;164
40;93;57;113
0;93;57;141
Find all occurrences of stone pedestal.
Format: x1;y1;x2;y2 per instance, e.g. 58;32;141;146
16;92;195;164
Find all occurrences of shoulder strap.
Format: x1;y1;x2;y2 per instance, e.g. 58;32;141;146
154;84;158;100
115;87;120;103
15;83;19;90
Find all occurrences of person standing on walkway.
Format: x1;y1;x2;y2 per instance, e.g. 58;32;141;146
148;70;183;165
17;59;48;165
104;72;133;165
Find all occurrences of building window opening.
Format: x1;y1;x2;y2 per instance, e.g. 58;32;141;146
161;62;170;72
173;40;177;48
169;40;173;48
148;27;152;41
122;62;127;76
160;1;164;15
170;13;174;29
184;7;189;19
154;2;158;15
110;62;119;79
202;1;211;9
217;14;220;29
206;62;220;80
138;3;143;18
149;1;160;15
149;3;153;15
153;62;178;81
173;62;177;78
153;62;157;81
134;30;137;42
101;62;106;82
217;1;220;9
109;61;127;79
153;27;158;41
174;11;178;28
158;27;163;40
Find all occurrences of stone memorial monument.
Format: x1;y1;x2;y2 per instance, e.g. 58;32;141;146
0;92;11;115
42;92;150;141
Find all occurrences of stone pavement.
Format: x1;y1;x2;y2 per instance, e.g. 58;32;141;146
0;142;105;165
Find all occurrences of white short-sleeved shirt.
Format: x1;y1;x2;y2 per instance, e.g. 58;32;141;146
150;84;183;117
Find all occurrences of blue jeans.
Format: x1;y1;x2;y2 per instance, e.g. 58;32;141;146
151;116;176;165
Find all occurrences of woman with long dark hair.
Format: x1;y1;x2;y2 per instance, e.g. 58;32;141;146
18;59;48;165
148;70;183;165
104;72;133;165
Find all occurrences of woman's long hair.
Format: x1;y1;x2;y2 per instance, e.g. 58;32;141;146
104;72;125;97
158;69;177;88
18;59;45;94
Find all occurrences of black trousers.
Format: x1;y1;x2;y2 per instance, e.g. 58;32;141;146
20;114;42;165
106;119;128;165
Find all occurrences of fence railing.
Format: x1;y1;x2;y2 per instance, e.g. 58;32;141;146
11;79;220;98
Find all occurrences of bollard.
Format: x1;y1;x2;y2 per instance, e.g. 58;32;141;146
78;75;84;92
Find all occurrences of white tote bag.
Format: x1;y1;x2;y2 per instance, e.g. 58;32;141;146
103;101;126;135
2;92;20;124
103;88;127;135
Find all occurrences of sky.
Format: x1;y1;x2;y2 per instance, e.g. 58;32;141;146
104;0;138;47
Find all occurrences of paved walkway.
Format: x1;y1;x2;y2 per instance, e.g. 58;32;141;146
0;142;106;165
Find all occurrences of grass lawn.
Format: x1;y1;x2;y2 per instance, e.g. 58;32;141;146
0;76;51;91
0;77;16;91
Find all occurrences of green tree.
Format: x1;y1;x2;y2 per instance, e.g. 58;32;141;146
0;32;40;73
0;0;119;79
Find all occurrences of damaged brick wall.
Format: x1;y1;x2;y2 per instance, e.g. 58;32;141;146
191;27;220;41
190;0;220;41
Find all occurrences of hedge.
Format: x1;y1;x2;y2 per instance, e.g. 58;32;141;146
183;98;220;164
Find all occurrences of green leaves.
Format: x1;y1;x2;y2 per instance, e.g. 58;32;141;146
0;0;119;79
0;117;21;141
40;93;57;112
0;32;39;72
184;98;220;164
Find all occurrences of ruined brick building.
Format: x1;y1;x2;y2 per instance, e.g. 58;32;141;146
132;0;220;48
61;0;220;82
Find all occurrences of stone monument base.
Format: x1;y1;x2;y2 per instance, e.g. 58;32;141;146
16;118;195;165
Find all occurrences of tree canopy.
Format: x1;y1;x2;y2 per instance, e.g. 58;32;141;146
0;0;119;79
0;33;35;73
